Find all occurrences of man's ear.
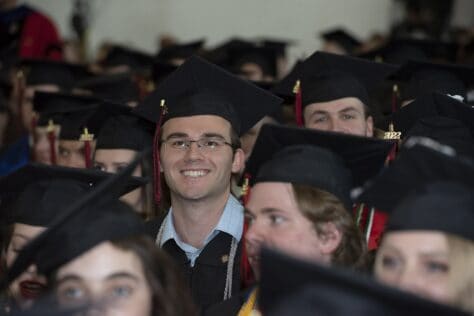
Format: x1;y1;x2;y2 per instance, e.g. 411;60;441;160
366;115;374;137
231;148;246;174
318;222;343;255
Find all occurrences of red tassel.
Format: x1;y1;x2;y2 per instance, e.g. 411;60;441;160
391;84;399;113
293;80;303;127
153;99;167;205
80;128;94;169
84;140;92;168
386;142;398;165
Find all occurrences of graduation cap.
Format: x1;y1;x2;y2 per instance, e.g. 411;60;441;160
259;248;469;316
259;38;295;58
134;55;283;136
355;139;474;213
0;163;147;227
386;181;474;241
387;60;474;101
74;72;140;103
228;44;279;78
151;59;178;85
244;124;395;209
156;39;205;62
271;51;397;125
96;114;154;151
381;92;474;140
19;59;91;90
100;45;155;73
356;38;459;64
4;150;148;284
320;28;362;54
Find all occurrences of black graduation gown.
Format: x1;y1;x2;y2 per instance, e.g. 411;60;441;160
145;217;242;310
202;287;254;316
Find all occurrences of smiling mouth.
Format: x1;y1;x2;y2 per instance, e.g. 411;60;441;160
19;280;47;299
181;170;209;178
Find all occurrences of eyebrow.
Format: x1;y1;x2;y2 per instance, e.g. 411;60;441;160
105;272;139;282
164;132;227;140
244;207;284;217
56;274;82;284
338;106;362;114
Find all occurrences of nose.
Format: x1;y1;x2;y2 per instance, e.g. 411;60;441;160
183;141;204;162
244;219;265;249
396;268;428;297
327;117;345;133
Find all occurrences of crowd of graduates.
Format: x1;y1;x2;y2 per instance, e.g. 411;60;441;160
0;0;473;315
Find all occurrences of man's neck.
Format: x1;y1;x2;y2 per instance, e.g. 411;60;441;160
170;192;231;249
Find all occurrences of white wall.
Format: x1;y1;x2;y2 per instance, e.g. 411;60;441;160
27;0;393;63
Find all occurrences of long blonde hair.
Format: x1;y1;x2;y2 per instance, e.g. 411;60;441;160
446;233;474;314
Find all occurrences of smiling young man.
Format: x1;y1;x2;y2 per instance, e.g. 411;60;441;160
133;56;282;309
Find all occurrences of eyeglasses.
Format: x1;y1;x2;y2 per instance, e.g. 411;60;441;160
160;137;233;152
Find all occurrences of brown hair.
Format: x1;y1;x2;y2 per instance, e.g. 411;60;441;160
291;184;368;271
111;236;196;316
445;234;474;314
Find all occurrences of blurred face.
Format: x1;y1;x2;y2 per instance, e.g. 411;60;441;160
94;149;143;213
245;182;332;279
304;97;373;137
375;231;452;304
322;41;348;55
240;116;277;161
239;62;265;82
55;242;151;316
57;140;96;169
21;85;59;132
5;224;47;309
32;126;60;165
160;115;244;203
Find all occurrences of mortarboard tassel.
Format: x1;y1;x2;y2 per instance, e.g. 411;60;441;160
293;80;303;127
47;119;57;165
152;99;167;204
80;128;94;168
384;124;401;163
240;173;256;289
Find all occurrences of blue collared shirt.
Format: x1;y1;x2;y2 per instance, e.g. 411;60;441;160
160;195;243;267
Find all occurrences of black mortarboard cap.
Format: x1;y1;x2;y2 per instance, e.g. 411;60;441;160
100;45;154;73
259;38;294;57
151;59;178;85
96;114;154;151
245;124;394;209
133;55;283;136
259;248;469;316
74;72;140;103
272;51;397;107
388;60;474;100
321;28;362;54
20;59;91;90
381;92;474;139
156;39;205;61
228;44;279;77
356;38;459;64
0;163;147;227
4;150;148;283
386;181;474;241
355;139;474;213
33;91;101;127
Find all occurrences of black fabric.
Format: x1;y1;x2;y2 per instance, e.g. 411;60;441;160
75;72;140;103
321;28;361;53
96;114;154;151
271;51;397;108
20;59;91;89
246;124;394;189
381;93;474;139
356;142;474;214
202;287;253;316
388;60;474;101
162;231;242;310
259;248;469;316
100;45;154;73
133;55;283;136
156;39;205;61
0;163;148;226
387;181;474;241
